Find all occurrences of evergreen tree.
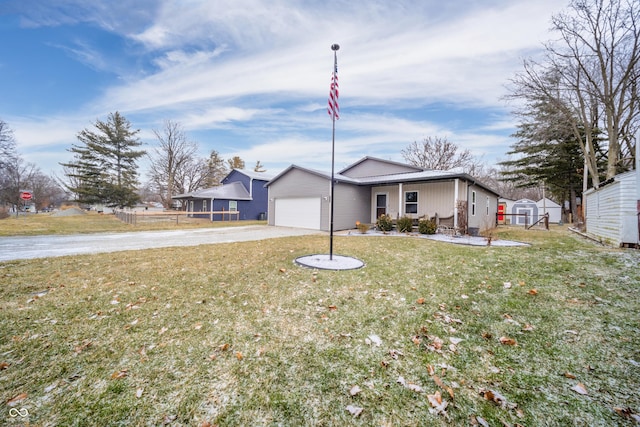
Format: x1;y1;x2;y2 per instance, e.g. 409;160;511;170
61;112;145;208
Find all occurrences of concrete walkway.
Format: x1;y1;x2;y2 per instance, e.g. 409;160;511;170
0;226;321;262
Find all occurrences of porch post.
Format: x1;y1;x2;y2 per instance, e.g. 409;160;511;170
210;198;214;221
398;183;403;217
453;179;459;228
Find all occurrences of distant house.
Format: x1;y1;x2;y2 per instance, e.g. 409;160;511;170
172;169;274;221
584;170;639;247
266;156;499;234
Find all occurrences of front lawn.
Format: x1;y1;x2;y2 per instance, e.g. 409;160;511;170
1;227;638;426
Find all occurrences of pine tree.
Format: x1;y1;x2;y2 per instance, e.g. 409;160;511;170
61;112;145;208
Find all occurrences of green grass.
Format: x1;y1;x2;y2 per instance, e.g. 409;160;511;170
0;224;639;426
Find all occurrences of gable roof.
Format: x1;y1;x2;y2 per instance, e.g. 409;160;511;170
226;168;276;181
266;157;500;196
339;156;423;177
173;181;251;200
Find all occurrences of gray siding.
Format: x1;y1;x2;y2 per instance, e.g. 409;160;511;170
333;183;371;231
268;168;369;231
268;169;329;227
467;184;498;231
342;159;419;178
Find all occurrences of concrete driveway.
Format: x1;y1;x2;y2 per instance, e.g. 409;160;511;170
0;226;321;262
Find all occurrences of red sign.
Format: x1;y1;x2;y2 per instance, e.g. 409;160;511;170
20;192;32;201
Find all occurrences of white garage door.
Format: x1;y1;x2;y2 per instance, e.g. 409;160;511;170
274;197;321;230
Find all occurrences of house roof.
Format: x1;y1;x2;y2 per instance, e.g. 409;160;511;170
266;158;500;196
173;181;251;200
227;168;276;181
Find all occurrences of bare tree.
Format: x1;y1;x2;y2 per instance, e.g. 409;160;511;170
147;120;198;209
0;119;17;171
509;0;640;186
402;136;482;172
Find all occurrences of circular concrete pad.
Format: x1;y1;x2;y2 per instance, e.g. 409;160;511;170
295;254;365;270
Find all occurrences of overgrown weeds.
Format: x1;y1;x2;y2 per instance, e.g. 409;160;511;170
0;226;638;425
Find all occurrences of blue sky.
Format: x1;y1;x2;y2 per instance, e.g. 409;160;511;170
0;0;566;178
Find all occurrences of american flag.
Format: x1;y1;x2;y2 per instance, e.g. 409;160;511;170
327;64;339;120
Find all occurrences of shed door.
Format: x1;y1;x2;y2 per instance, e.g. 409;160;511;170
274;197;321;230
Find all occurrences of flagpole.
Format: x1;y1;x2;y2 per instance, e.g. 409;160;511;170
329;43;339;260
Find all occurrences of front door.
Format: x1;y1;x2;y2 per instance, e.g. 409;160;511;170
376;193;387;218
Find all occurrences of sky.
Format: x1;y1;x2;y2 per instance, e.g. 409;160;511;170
0;0;568;178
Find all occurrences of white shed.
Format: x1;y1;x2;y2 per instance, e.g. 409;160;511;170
536;198;562;224
584;170;639;247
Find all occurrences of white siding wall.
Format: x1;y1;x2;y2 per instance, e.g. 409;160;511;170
586;172;638;246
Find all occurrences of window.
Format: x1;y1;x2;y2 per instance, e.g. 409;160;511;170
405;191;418;214
229;201;238;211
202;200;207;211
471;191;476;216
486;196;490;215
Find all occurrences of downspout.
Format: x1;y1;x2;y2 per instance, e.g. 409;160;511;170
249;178;254;198
398;183;403;217
454;179;459;229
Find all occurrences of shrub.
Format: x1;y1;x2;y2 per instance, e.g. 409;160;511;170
376;214;393;232
396;216;414;233
418;218;437;234
356;222;370;234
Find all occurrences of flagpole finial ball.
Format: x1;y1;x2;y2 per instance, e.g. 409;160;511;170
331;44;340;51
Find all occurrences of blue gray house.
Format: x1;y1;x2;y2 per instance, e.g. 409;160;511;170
173;169;274;221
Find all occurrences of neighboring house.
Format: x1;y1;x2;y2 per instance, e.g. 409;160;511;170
584;170;639;247
173;169;274;221
266;156;499;233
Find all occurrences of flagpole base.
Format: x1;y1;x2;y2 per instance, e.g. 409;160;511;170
295;254;364;271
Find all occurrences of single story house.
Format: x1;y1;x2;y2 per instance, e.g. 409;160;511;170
584;170;639;247
173;169;274;221
266;156;499;233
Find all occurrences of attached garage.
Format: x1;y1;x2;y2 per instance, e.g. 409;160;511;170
274;197;321;229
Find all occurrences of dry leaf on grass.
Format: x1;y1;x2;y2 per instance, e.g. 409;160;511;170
528;289;538;295
563;372;577;379
0;361;10;370
479;388;517;410
349;385;362;396
7;392;27;406
571;382;588;395
136;388;144;398
345;405;363;417
416;297;426;304
235;352;243;360
111;369;128;380
470;415;490;427
499;336;517;346
427;390;449;416
397;376;424;393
